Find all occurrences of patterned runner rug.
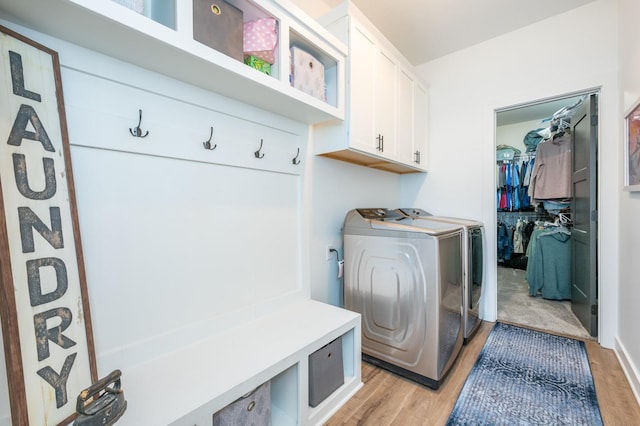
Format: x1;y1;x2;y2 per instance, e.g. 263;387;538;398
447;322;603;425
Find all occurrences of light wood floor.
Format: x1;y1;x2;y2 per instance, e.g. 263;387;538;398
326;321;640;426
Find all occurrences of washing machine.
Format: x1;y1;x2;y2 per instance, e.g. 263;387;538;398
342;208;464;389
399;208;485;344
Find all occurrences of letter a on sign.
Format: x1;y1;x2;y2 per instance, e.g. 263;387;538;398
0;25;97;425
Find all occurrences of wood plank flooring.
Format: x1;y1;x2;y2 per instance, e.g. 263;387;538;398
325;321;640;426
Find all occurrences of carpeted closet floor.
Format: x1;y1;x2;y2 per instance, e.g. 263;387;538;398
497;265;592;339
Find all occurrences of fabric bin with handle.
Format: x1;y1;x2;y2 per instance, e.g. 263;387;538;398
193;0;244;62
308;336;344;407
290;46;326;102
212;381;271;426
243;17;278;64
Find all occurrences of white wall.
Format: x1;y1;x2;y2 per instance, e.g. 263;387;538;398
308;152;401;306
0;5;403;423
496;119;545;154
617;0;640;403
404;0;620;349
0;17;320;425
290;0;332;19
292;0;403;307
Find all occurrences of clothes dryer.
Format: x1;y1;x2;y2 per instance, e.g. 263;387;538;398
343;208;464;389
399;208;485;344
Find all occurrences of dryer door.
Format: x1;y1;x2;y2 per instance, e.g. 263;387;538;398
344;235;431;368
469;227;484;310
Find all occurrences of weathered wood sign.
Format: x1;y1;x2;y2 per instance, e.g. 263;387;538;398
0;26;97;425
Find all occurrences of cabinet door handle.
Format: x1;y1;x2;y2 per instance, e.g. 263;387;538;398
376;134;384;152
414;150;421;164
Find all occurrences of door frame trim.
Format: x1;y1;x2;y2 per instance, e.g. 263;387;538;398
492;87;601;340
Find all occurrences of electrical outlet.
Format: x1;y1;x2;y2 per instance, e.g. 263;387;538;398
326;245;335;261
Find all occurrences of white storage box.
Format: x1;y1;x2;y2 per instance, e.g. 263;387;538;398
290;46;326;101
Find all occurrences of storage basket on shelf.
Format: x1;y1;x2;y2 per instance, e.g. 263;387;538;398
212;381;271;426
192;0;244;62
308;336;344;407
290;46;326;102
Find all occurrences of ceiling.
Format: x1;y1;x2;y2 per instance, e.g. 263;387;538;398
322;0;596;66
319;0;595;126
495;95;585;127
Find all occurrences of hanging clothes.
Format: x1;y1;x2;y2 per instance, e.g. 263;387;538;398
498;163;506;187
528;132;572;201
497;221;513;261
511;162;521;211
523;156;534;186
513;219;525;254
497;155;534;212
525;226;572;300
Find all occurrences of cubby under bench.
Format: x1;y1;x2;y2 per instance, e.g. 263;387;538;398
121;299;362;425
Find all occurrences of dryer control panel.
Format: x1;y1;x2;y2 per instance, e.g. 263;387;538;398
356;208;405;221
398;208;430;218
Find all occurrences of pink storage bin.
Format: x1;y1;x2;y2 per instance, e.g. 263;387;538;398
243;17;278;64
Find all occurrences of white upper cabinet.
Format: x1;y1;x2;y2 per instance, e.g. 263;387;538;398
413;82;428;169
396;69;428;168
348;22;377;154
396;67;415;165
374;47;398;160
0;0;347;125
314;1;427;174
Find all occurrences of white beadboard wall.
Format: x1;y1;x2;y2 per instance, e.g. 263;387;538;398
0;8;402;424
0;18;311;425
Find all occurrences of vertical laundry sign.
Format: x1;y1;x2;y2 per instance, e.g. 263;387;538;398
0;26;96;425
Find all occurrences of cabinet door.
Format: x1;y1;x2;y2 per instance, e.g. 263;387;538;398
348;23;377;154
395;67;415;165
413;83;428;170
374;48;397;159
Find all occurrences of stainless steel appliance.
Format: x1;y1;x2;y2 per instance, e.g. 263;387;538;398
342;208;464;389
399;208;485;344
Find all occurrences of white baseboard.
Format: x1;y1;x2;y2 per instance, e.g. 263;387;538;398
614;336;640;406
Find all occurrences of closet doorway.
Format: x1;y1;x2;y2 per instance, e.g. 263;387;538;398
495;90;599;339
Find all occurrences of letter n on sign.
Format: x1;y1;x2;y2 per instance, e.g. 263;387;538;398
0;25;97;425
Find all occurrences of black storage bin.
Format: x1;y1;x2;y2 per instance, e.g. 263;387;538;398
308;336;344;407
212;381;271;426
193;0;244;61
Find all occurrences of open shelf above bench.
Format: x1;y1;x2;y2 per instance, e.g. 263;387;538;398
0;0;346;124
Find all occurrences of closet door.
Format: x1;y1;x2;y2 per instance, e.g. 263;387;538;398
571;93;598;337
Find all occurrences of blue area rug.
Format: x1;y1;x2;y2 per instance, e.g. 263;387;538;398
447;322;603;425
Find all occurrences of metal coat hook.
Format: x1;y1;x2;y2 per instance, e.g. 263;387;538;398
292;147;301;165
129;109;149;138
203;126;217;150
254;139;265;159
